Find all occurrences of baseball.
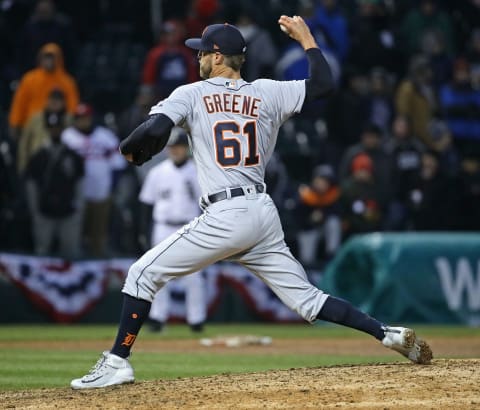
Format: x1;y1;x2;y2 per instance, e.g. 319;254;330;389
280;24;289;34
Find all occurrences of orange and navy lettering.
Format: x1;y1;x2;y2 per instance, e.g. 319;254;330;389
213;121;242;167
120;332;137;347
243;120;259;166
203;93;261;118
212;120;260;168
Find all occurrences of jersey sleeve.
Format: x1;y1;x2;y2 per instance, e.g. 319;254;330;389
258;79;306;123
148;84;193;125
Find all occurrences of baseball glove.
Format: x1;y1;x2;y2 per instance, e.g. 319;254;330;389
119;114;174;166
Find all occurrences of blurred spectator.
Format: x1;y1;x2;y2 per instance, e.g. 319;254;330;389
17;88;73;173
52;0;103;43
395;54;437;150
118;85;167;183
406;150;454;230
296;164;342;266
16;0;76;73
308;0;349;62
3;0;480;250
420;29;453;88
0;126;26;251
401;0;454;57
111;86;154;255
0;12;15;109
62;104;127;257
108;163;142;256
24;111;84;258
427;118;459;177
325;68;371;151
185;0;221;37
466;28;480;65
340;153;384;238
471;63;480;91
446;0;480;53
235;10;277;81
338;123;391;202
384;115;424;230
348;0;402;75
265;151;290;210
439;58;480;159
141;19;198;100
8;43;79;140
454;157;480;231
368;67;394;134
117;85;156;141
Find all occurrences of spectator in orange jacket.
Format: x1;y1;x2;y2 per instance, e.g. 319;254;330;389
8;42;79;139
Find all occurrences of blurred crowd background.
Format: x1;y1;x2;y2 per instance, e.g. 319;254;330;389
1;0;480;268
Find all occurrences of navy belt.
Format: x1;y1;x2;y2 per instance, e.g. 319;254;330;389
202;184;265;206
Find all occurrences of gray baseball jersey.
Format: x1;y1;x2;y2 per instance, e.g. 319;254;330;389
149;78;305;195
124;76;328;323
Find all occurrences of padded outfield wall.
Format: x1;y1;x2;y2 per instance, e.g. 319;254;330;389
320;233;480;326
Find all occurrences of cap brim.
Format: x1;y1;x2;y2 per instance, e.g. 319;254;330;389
185;38;204;51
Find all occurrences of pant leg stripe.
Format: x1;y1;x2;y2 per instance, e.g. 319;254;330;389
133;214;206;299
134;231;186;299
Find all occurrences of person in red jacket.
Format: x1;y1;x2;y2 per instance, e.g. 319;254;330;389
142;20;199;100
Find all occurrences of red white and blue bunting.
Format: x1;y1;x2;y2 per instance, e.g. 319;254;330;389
0;253;314;323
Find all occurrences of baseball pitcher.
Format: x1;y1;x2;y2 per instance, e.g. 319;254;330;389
72;15;432;389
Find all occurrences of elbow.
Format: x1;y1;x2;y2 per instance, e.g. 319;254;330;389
321;62;336;95
305;47;336;99
149;113;174;137
322;74;335;96
305;76;336;101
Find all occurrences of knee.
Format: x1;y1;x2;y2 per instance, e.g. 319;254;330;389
122;261;155;301
123;259;170;302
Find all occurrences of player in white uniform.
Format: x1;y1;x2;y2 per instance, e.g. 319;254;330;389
71;16;432;389
139;129;206;332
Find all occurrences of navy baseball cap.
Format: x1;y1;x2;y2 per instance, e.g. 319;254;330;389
185;23;246;55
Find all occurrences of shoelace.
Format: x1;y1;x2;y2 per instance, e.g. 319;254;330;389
82;353;108;380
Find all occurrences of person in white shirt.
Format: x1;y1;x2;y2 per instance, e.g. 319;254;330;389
62;103;126;256
138;128;206;332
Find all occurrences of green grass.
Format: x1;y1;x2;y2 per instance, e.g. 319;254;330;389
1;323;478;341
0;324;478;391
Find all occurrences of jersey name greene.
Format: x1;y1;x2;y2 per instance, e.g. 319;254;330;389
203;93;261;118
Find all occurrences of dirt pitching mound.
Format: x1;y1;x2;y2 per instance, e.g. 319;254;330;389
4;359;480;409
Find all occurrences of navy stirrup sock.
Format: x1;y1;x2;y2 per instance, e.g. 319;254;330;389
111;294;151;358
317;296;385;341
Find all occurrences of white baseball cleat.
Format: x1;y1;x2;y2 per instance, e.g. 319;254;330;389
71;351;135;389
382;326;433;365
